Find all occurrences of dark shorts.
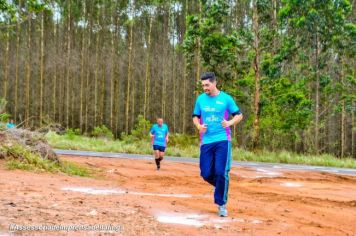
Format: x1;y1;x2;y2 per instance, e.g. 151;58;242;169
153;145;166;152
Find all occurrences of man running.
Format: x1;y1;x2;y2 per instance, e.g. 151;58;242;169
6;119;15;129
149;117;169;170
192;72;243;217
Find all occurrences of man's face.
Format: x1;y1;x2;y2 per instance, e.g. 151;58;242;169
157;118;163;126
201;79;216;95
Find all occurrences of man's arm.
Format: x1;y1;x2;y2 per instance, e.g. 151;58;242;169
221;114;243;128
149;126;155;138
165;132;169;143
192;116;207;133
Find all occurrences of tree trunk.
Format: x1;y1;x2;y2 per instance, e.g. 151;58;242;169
65;0;71;128
114;5;121;136
110;9;115;130
341;98;346;158
39;12;45;126
94;18;100;127
100;60;105;125
352;99;356;158
25;18;32;127
131;45;135;129
14;12;20;121
172;18;176;133
314;33;321;154
195;1;202;96
144;15;153;120
85;8;93;133
161;7;169;119
252;0;261;150
125;19;134;134
272;0;279;55
52;17;58;122
3;31;10;104
182;0;189;133
80;2;86;132
71;26;78;128
99;3;105;126
341;59;346;157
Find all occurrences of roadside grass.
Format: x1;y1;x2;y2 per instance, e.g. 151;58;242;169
235;149;356;168
46;132;356;169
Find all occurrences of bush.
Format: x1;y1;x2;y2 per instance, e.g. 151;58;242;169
65;128;81;140
0;113;10;123
120;132;136;144
0;98;10;130
3;144;58;171
3;143;91;176
0;98;7;114
91;125;114;140
130;115;152;141
169;133;199;147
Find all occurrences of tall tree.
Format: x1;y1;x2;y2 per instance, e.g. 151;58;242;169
125;1;135;134
39;11;45;126
25;15;31;127
251;0;261;150
144;12;154;120
80;1;87;132
279;0;353;154
2;30;10;103
65;0;72;128
14;0;21;121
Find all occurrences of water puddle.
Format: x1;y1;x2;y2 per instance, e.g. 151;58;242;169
280;182;303;188
61;187;192;198
256;168;282;177
251;219;263;224
155;212;246;227
156;213;205;226
61;187;126;195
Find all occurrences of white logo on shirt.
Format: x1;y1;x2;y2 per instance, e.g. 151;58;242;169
203;106;216;112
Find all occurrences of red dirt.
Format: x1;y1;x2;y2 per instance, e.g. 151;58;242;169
1;155;356;236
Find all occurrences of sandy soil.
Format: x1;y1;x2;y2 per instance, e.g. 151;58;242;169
1;155;356;236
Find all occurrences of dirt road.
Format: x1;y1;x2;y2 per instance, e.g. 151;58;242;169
1;155;356;235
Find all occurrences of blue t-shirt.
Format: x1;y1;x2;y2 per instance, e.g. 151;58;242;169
150;124;169;147
193;91;241;145
6;123;15;129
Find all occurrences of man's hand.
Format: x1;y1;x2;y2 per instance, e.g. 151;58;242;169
166;137;169;143
221;119;232;128
197;124;208;134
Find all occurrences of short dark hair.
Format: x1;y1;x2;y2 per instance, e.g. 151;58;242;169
200;72;216;82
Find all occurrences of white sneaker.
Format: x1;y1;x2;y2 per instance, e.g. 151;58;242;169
218;205;228;217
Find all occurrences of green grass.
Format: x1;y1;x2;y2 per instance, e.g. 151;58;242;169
45;131;356;169
46;131;201;157
234;149;356;168
58;160;92;176
3;144;92;177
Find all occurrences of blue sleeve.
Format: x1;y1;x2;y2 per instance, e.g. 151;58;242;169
227;95;241;115
192;97;201;117
150;125;155;134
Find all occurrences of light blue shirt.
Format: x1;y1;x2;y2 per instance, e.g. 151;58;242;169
6;122;15;129
193;91;241;145
150;124;169;147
